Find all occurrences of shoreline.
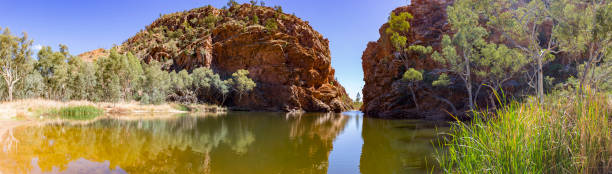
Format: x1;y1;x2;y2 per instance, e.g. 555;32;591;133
0;98;226;121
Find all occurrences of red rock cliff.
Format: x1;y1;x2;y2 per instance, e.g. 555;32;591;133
361;0;459;118
85;4;351;112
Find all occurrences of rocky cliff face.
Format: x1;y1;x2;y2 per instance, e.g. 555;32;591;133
83;4;351;112
361;0;575;119
361;0;458;119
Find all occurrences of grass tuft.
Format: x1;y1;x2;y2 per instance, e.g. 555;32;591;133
436;89;611;173
57;105;104;120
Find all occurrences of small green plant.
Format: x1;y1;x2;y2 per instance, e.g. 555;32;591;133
265;18;278;31
57;105;103;120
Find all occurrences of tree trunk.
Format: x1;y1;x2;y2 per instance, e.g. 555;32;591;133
579;45;594;95
537;54;544;104
7;84;13;101
465;55;474;110
409;85;419;112
423;91;458;116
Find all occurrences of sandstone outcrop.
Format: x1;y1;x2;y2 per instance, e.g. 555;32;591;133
82;4;351;112
77;48;107;62
361;0;458;119
361;0;575;119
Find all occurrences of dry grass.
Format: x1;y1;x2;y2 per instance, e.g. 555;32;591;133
0;99;214;120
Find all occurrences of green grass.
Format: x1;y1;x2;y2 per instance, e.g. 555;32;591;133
56;105;104;120
436;89;611;173
172;104;192;112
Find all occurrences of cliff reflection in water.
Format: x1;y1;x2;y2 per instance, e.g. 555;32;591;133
0;112;349;174
359;117;449;174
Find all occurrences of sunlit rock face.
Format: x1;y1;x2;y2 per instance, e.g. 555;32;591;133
84;3;351;112
361;0;457;119
0;113;349;174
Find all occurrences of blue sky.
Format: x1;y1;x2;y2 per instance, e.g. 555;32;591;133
0;0;408;99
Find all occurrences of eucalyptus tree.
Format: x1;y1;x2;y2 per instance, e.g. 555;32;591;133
227;69;256;100
385;11;433;69
191;67;229;105
402;68;423;111
481;0;558;104
67;56;97;100
0;27;33;101
140;61;170;104
123;52;144;100
475;43;529;106
552;0;612;91
431;0;488;110
36;45;70;99
95;50;122;102
94;49;143;102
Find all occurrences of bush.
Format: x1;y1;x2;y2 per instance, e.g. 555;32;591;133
265;19;278;31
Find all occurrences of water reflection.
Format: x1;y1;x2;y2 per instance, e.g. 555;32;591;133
359;117;449;174
0;112;349;174
0;112;447;174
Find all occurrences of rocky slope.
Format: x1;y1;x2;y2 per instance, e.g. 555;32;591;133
361;0;458;119
82;4;351;112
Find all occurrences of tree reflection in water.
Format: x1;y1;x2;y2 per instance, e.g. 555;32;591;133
0;112;349;174
0;112;448;174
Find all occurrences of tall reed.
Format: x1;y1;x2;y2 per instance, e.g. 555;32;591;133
436;89;611;173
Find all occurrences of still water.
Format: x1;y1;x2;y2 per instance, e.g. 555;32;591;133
0;111;448;174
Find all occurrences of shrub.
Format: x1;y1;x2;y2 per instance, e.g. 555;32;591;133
265;19;278;31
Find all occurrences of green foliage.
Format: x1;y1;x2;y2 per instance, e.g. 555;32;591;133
18;70;45;99
402;68;423;82
476;43;529;89
66;57;97;101
170;70;193;91
191;67;229;104
202;15;220;29
432;73;451;87
252;15;260;25
57;105;103;120
36;45;69;100
93;49;143;102
552;0;612;91
0;27;34;101
385;12;413;51
265;18;278;31
94;49;121;102
140;61;170;104
191;67;216;90
407;45;432;58
227;69;256;98
389;33;408;51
